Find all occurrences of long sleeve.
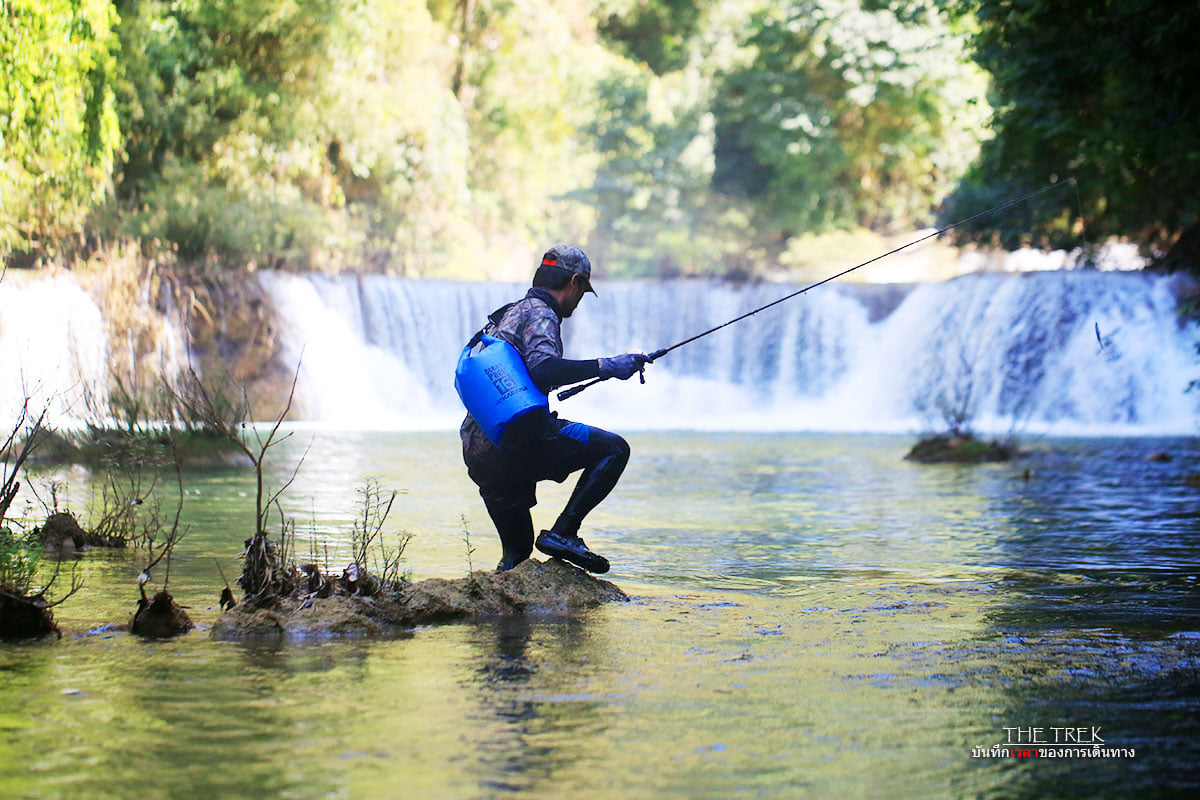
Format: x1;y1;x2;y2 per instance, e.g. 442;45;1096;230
529;356;602;392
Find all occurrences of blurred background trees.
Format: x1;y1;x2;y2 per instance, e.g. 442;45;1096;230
940;0;1200;269
1;0;120;259
1;0;1196;278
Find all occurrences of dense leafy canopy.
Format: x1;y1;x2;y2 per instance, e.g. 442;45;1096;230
1;0;120;256
111;0;346;267
943;0;1200;262
711;0;987;244
1;0;1193;276
597;0;707;75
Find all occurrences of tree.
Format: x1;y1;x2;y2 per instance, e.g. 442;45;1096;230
711;0;988;247
573;70;730;276
0;0;120;260
596;0;708;75
943;1;1200;268
434;0;606;275
109;0;346;268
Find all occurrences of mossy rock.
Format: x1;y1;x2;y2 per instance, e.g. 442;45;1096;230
211;558;629;640
905;435;1017;464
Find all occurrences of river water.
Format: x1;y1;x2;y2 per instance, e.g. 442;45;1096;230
2;431;1199;798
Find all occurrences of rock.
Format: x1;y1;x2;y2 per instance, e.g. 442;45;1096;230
35;511;126;549
211;558;629;639
1185;473;1200;490
904;435;1017;464
131;591;194;638
1148;451;1172;462
0;591;59;639
36;512;88;549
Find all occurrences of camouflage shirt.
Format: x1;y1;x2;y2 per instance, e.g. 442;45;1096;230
460;288;563;459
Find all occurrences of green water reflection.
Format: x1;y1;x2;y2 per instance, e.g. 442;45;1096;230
2;432;1198;798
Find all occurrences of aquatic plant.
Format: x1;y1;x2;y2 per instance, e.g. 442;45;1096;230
904;434;1017;464
1;399;81;638
169;357;310;600
130;447;192;638
460;514;476;575
170;359;308;535
349;478;411;591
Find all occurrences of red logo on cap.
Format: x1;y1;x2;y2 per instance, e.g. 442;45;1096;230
541;257;558;266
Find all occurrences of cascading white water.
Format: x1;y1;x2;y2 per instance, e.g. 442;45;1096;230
8;267;1190;434
0;273;110;427
263;270;1200;435
0;271;189;430
259;273;524;428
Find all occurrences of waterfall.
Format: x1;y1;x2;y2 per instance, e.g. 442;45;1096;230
263;270;1200;435
1;271;189;430
0;273;110;427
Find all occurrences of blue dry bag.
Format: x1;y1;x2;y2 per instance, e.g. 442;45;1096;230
455;334;548;446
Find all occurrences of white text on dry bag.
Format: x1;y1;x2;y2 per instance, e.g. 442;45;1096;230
455;334;549;446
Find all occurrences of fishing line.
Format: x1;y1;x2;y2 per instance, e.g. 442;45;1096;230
559;177;1076;401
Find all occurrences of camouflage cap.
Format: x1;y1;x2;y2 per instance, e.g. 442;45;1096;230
540;243;596;295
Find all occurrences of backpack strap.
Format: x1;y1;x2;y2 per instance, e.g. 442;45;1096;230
467;302;517;348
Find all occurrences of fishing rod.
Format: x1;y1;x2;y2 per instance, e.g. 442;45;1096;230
557;178;1075;402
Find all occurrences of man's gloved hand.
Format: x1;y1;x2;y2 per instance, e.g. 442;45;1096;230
599;352;651;380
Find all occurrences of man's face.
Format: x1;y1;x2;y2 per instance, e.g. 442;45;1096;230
560;275;587;317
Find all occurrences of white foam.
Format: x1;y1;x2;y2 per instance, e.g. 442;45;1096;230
260;270;1200;435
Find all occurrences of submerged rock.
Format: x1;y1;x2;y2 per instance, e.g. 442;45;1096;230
210;558;628;639
904;435;1017;464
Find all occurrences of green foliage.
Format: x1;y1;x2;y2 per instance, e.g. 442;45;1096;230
597;0;707;74
107;0;597;275
575;3;778;277
573;68;730;276
944;1;1200;257
445;0;607;276
1;0;1010;276
110;0;346;268
0;0;120;257
0;524;39;592
711;0;988;242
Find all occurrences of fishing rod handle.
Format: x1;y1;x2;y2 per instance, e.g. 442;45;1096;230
557;379;601;401
555;348;668;401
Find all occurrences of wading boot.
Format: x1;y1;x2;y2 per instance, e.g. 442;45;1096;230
535;530;610;574
496;552;526;572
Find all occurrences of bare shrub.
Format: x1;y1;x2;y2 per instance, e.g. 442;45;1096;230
168;358;310;602
1;399;81;637
345;479;411;594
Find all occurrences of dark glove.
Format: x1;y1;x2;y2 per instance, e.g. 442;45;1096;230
599;352;651;380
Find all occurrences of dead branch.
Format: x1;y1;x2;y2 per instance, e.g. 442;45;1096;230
1;400;48;522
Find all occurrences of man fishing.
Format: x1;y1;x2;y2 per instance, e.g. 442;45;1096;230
459;244;650;574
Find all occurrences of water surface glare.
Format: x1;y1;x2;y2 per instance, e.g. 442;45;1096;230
3;432;1198;798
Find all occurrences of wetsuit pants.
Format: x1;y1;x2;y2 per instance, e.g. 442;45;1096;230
464;416;630;566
